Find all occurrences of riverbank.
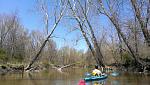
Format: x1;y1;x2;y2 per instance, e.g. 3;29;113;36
0;64;24;75
0;63;150;76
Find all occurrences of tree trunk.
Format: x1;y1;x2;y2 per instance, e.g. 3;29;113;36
25;8;65;70
130;0;150;46
77;0;104;67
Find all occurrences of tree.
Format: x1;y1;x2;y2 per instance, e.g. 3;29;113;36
130;0;150;46
67;0;105;67
96;0;150;67
0;14;28;63
25;0;67;70
0;14;16;48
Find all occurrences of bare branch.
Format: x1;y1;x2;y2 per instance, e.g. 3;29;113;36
25;2;67;71
146;0;150;27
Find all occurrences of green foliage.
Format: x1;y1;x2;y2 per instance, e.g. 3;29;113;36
42;61;50;69
0;48;8;63
122;52;132;65
13;52;25;63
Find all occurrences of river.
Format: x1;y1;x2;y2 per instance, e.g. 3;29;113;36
0;69;149;85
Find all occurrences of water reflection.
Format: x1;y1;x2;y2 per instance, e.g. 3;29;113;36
86;79;106;85
0;69;150;85
110;80;120;85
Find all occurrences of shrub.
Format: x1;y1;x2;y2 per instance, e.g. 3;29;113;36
0;48;8;63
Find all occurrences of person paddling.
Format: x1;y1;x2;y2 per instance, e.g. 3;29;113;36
92;65;102;76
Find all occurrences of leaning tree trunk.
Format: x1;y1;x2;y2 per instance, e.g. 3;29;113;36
77;0;104;67
25;8;65;70
68;0;104;66
98;0;142;66
130;0;150;46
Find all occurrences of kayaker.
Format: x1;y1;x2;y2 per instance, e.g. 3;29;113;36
92;65;102;76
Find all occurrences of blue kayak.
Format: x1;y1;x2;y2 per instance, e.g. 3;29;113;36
84;74;108;82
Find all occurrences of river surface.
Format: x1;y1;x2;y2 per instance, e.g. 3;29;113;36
0;69;149;85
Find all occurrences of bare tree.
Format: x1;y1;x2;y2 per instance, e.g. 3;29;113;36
0;14;16;48
37;0;49;35
97;0;137;62
96;0;150;67
0;14;29;63
25;0;67;70
130;0;150;46
67;0;104;66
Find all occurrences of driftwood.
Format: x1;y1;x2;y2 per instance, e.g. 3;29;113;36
50;62;80;73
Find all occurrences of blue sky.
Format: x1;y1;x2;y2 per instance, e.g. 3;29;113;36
0;0;89;51
0;0;42;30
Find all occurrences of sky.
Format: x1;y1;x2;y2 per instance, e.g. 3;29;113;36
0;0;88;52
0;0;40;30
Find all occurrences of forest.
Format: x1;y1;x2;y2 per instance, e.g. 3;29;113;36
0;0;149;74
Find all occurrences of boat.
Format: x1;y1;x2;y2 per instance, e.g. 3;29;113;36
84;74;108;82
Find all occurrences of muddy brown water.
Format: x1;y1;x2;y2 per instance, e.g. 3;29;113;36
0;69;149;85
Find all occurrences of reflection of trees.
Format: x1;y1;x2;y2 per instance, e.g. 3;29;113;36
111;80;120;85
28;73;38;85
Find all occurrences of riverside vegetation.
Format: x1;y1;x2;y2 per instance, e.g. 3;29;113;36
0;0;150;76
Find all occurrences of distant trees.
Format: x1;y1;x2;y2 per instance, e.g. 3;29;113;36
0;1;85;70
0;14;27;63
0;14;57;65
0;0;149;72
57;46;84;65
0;13;85;70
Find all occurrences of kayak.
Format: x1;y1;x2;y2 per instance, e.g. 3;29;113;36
84;74;108;82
